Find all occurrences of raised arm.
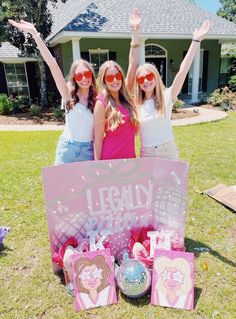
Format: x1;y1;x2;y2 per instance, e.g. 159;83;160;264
8;19;70;102
93;100;106;160
125;9;141;92
170;20;211;102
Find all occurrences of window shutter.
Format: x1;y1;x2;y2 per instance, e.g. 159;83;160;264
109;52;116;61
202;51;209;92
81;52;90;62
25;62;39;101
0;63;8;94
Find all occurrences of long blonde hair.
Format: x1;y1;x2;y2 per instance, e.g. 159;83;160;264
135;63;166;113
66;59;97;112
154;256;193;296
98;60;139;131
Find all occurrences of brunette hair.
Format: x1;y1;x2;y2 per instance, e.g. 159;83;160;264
66;59;96;113
75;255;111;294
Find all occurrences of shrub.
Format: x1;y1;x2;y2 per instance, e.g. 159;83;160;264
30;104;41;117
200;93;209;104
53;107;64;120
10;96;29;114
207;88;222;106
47;91;61;108
228;75;236;92
0;94;13;115
173;99;184;112
207;86;236;111
220;102;230;112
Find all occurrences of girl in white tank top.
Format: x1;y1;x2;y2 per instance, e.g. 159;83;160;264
134;20;211;160
9;19;97;164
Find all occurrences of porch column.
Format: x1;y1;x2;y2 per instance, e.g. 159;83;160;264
72;38;81;61
191;43;201;103
139;38;146;65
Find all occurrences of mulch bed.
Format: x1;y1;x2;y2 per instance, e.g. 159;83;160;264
1;104;228;125
0;108;64;125
171;109;198;120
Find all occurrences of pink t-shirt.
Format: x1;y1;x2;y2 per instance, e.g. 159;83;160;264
96;95;136;160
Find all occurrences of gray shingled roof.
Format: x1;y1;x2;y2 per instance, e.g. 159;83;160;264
49;0;236;42
0;42;37;60
49;0;91;37
0;42;21;58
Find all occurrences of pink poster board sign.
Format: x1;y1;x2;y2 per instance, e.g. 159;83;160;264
72;248;117;311
151;250;194;310
41;158;188;271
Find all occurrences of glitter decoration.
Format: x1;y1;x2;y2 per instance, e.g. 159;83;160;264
116;259;151;298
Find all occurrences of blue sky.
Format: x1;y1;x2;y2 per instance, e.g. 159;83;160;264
195;0;221;13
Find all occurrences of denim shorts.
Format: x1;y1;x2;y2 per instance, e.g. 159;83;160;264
140;141;179;160
55;136;94;165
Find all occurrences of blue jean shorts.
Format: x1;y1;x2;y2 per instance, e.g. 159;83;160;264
55;136;94;165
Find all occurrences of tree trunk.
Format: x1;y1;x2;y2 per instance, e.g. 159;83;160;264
37;53;48;108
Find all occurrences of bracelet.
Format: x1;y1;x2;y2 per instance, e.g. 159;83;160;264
192;39;201;43
130;42;139;48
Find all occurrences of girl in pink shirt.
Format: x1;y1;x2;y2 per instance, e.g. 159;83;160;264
93;9;140;160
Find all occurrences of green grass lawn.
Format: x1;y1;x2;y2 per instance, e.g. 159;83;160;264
0;113;236;319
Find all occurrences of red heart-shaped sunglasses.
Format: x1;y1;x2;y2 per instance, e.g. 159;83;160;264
104;72;123;83
136;72;155;85
74;70;92;82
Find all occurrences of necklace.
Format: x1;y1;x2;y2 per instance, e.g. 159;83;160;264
77;94;88;106
79;95;88;101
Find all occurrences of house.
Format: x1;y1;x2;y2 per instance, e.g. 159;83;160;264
1;0;236;103
219;43;236;85
0;42;38;100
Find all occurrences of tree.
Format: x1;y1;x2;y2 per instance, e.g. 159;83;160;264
217;1;236;77
0;1;6;43
217;0;236;24
0;0;67;107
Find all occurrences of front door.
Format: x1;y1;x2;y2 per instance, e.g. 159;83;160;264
145;57;167;85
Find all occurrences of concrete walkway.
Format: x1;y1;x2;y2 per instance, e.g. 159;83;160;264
172;107;228;127
0;107;227;131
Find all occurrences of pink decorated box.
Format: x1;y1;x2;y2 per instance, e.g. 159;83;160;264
41;158;188;271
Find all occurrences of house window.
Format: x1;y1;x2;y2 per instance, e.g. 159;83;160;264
89;49;109;74
145;44;166;57
187;50;204;94
4;63;29;97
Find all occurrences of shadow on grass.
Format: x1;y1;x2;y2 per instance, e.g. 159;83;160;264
120;289;151;306
55;269;66;285
0;243;12;256
121;286;203;309
185;237;236;267
194;287;202;308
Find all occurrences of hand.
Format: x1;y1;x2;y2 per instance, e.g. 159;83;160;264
8;19;38;36
193;19;211;42
129;8;141;31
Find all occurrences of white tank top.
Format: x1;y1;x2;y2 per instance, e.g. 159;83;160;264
139;88;174;147
61;102;93;142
